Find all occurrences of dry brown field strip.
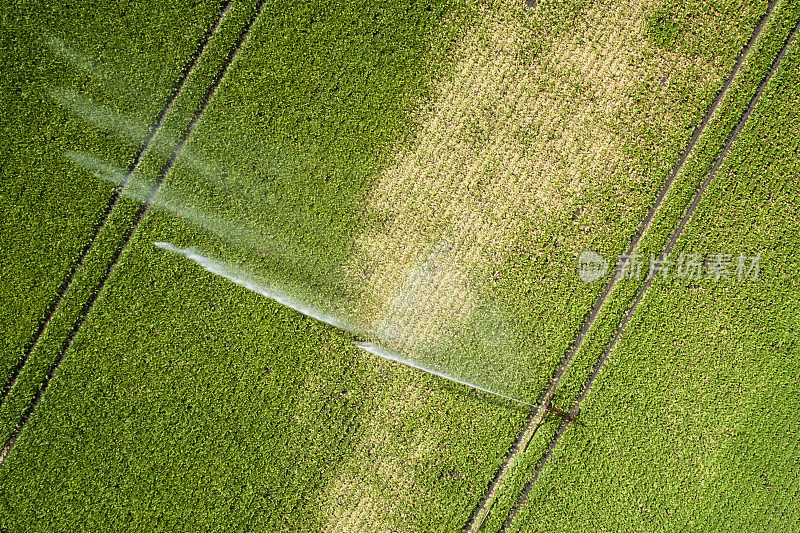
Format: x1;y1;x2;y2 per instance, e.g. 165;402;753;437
464;1;779;530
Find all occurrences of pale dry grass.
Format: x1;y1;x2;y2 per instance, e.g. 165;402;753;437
345;0;713;356
322;377;437;533
325;0;723;528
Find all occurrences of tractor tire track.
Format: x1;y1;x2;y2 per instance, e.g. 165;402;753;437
0;1;232;410
0;0;268;467
463;1;779;530
500;15;800;532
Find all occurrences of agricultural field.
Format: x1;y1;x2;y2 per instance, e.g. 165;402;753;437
507;19;800;529
473;1;800;529
0;0;278;451
1;0;798;531
0;0;227;395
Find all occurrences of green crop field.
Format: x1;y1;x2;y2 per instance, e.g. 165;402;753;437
508;18;800;529
1;0;798;531
0;0;226;391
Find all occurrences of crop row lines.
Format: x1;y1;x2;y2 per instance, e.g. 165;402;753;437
0;0;268;467
0;2;232;413
464;0;782;530
500;11;800;533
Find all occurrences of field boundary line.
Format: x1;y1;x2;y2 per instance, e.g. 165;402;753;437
462;1;778;530
0;0;268;468
0;1;232;410
501;16;800;532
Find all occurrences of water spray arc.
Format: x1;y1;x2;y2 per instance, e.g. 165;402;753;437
156;242;534;408
52;30;541;411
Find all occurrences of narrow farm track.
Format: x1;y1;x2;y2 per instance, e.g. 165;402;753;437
463;1;780;530
0;2;232;411
0;0;267;467
500;14;800;533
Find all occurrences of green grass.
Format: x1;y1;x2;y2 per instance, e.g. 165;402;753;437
553;0;800;424
464;0;792;527
0;0;226;396
0;0;279;447
509;20;800;531
0;208;529;529
160;0;770;408
0;1;531;530
1;0;797;530
462;0;767;403
159;0;476;289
